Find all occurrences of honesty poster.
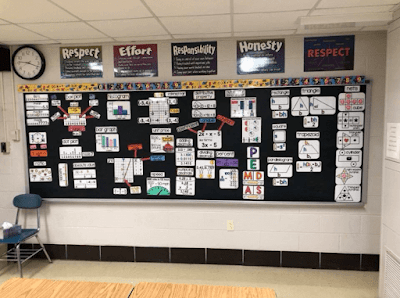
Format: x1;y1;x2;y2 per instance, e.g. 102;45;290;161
171;41;217;76
114;44;158;77
304;35;355;72
60;46;103;79
237;39;285;74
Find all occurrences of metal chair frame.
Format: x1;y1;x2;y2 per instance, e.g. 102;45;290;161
0;195;52;277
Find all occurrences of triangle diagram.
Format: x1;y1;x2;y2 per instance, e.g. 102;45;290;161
312;98;335;110
336;186;353;201
292;97;309;111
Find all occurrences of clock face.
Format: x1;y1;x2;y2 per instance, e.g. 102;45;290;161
12;46;45;80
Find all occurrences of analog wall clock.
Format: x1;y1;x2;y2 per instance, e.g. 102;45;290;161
12;46;46;80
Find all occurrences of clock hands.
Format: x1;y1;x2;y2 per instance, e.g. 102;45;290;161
19;61;39;67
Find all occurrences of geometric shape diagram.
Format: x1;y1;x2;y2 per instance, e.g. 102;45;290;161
296;161;322;172
242;117;261;143
270;97;289;110
303;116;319;128
197;130;222;149
335;168;362;185
230;97;257;118
338;92;365;111
309;96;336;115
298;140;320;159
146;178;171;195
219;168;239;189
267;164;293;178
337;112;364;130
242;185;264;200
291;96;309;116
273;130;286;142
336;131;363;149
29;132;47;144
114;158;134;183
335;185;361;202
336;149;362;167
95;134;120;152
176;176;195;196
195;159;215;179
176;147;195;166
150;134;175;153
107;101;131;120
29;168;52;182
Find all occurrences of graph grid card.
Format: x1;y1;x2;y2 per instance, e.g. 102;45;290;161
23;84;368;203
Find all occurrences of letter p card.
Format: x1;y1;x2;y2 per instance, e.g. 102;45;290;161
247;146;260;158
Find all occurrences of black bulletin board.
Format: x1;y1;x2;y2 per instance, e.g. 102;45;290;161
24;85;367;203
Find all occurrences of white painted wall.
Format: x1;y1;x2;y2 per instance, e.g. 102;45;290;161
379;12;400;297
0;32;385;254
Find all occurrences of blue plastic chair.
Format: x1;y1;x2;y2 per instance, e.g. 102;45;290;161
0;194;52;277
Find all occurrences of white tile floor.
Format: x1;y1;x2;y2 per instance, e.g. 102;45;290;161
0;260;378;298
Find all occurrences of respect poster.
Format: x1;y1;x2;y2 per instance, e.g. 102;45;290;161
171;41;217;76
237;39;285;74
60;46;103;79
304;35;355;72
114;44;158;77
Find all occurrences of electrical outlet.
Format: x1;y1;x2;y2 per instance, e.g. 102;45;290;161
227;220;234;231
1;142;10;154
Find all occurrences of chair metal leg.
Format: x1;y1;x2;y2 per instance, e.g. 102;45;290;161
16;244;22;278
35;235;52;263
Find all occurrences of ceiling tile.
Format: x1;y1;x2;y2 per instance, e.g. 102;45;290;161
318;0;399;9
51;0;152;20
10;40;59;45
234;11;308;32
0;19;9;25
161;15;231;34
88;19;167;37
0;25;50;42
114;35;172;42
57;38;115;44
144;0;230;17
234;30;296;37
20;22;107;39
296;27;361;34
311;5;395;15
0;0;78;23
361;25;389;31
234;0;318;13
173;33;231;39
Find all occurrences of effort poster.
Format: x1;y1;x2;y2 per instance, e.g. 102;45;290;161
113;44;158;78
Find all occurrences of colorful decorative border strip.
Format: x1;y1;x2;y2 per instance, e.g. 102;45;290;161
18;76;365;93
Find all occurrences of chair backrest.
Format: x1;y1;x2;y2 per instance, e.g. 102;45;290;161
13;194;42;209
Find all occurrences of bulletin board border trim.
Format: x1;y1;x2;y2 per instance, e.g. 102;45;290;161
18;76;366;93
